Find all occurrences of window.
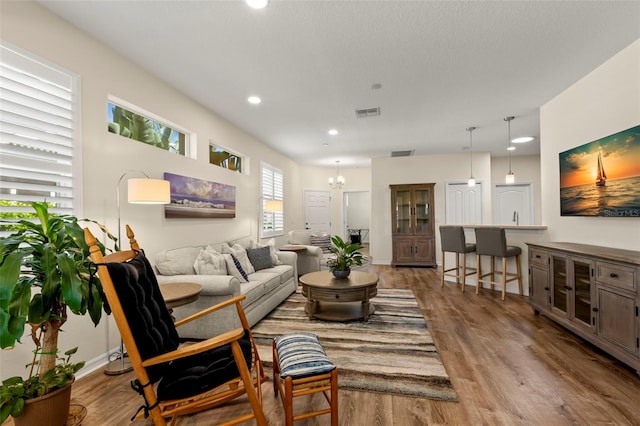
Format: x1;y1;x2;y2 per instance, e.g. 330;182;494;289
261;162;283;238
0;44;80;234
209;142;243;173
107;96;193;157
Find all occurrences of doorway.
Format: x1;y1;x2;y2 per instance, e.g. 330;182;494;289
343;191;370;244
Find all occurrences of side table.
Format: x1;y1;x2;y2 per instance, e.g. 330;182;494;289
279;244;307;252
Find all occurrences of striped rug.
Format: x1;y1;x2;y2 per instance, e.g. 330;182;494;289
251;288;458;402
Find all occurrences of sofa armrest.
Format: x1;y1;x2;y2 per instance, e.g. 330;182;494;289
275;251;298;278
156;274;241;297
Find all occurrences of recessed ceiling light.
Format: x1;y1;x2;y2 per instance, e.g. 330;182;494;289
247;96;261;105
512;136;535;143
246;0;268;9
507;146;516;151
328;129;338;136
322;143;329;147
371;83;382;90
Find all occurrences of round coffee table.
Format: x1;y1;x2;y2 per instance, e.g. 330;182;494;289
299;271;378;321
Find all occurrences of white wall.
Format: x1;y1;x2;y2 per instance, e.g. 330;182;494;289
540;39;640;249
0;2;302;379
370;152;492;265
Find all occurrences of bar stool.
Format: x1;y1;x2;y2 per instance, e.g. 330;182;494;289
474;227;523;300
439;226;476;292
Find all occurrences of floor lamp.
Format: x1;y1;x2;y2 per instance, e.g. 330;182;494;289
105;170;170;375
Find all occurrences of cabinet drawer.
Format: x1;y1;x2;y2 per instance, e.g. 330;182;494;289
529;248;549;267
596;261;635;291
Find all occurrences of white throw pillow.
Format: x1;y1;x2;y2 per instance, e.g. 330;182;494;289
252;238;283;265
193;246;227;275
222;243;255;274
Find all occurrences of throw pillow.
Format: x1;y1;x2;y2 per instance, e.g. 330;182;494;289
222;243;255;274
154;246;203;275
193;246;227;275
309;234;332;254
252;238;282;265
246;246;273;271
224;253;249;283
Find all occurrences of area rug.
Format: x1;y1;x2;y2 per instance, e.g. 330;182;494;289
251;288;458;402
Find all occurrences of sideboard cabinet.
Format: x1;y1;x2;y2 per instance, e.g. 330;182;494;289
527;242;640;371
390;183;436;267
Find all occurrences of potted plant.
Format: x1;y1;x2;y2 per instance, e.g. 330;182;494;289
0;202;114;425
326;235;364;278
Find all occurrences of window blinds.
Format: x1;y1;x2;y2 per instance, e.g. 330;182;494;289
261;162;284;237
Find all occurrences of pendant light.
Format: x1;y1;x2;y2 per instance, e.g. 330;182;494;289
504;116;515;184
328;160;345;189
466;126;476;187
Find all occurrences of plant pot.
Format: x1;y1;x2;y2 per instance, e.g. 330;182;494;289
14;381;72;426
332;268;351;278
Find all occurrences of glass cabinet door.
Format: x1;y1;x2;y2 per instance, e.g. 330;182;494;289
414;188;430;235
552;255;567;314
572;259;592;326
394;189;412;234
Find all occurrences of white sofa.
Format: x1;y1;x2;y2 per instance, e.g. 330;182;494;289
287;230;334;275
153;236;297;340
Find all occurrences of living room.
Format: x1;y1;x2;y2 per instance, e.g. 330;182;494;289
1;1;640;424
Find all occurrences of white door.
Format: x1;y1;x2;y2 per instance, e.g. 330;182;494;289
493;183;533;225
304;190;331;233
445;182;483;224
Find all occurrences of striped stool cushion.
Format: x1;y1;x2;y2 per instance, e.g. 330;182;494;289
275;333;336;379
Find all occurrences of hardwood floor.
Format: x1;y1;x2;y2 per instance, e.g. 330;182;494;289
56;265;640;425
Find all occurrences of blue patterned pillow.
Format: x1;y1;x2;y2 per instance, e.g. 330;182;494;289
223;253;249;282
275;332;336;379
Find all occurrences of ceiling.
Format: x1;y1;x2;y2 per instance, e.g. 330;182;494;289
38;1;640;168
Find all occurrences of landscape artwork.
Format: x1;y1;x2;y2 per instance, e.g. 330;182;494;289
559;124;640;217
164;172;236;219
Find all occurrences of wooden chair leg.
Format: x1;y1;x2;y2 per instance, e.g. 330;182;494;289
441;251;445;287
476;254;482;294
501;257;507;301
284;377;294;426
516;254;523;295
455;253;460;286
330;369;338;426
461;253;466;292
490;256;496;292
231;341;267;426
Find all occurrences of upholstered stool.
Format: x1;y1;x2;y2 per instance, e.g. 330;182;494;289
273;333;338;426
439;225;476;291
474;227;523;300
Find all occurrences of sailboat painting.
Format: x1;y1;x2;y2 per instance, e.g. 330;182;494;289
559;124;640;217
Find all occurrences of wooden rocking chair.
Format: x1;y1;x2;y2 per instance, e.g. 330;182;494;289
85;225;267;426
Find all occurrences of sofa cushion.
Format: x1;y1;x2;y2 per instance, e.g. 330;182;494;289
248;271;281;294
246;246;273;271
252;238;282;266
261;264;294;284
155;246;203;276
240;281;265;306
222;243;255;274
193;246;227;275
224;253;249;283
310;234;332;253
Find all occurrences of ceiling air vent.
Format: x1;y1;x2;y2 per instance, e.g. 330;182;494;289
391;150;414;157
355;107;381;118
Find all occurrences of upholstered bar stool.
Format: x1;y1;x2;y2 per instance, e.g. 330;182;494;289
474;227;523;300
439;226;476;292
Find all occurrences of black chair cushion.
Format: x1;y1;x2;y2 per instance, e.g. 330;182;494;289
157;331;253;401
106;252;255;401
106;252;179;382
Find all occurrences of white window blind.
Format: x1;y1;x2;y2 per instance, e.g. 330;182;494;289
261;162;284;238
0;45;78;231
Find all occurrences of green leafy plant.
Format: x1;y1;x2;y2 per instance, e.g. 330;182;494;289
326;235;364;272
0;347;84;422
0;202;115;421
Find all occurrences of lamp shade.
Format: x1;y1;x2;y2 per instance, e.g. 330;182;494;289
264;199;283;213
127;178;170;204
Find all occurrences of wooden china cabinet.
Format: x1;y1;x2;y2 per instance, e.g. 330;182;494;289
390;183;436;267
